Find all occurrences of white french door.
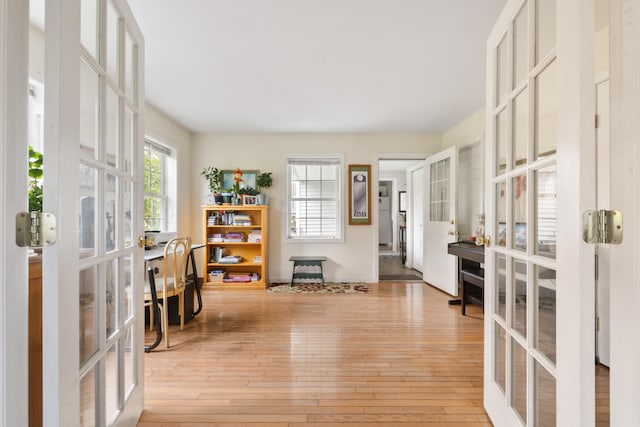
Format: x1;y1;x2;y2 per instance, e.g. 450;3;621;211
484;0;597;425
38;0;145;426
423;146;458;295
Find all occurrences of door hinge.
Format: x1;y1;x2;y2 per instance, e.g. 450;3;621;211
583;210;623;244
595;114;599;129
15;212;57;247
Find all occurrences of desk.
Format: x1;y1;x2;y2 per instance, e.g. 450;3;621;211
447;241;484;316
289;256;327;285
144;243;204;352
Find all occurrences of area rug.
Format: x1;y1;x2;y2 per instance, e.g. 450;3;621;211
267;283;370;294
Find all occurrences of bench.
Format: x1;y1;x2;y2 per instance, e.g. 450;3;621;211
289;256;328;285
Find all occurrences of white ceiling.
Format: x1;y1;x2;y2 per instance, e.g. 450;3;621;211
128;0;506;134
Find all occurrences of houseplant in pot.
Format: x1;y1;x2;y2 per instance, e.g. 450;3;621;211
201;166;223;204
256;172;273;205
28;145;43;212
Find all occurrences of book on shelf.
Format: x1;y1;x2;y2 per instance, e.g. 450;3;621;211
207;233;223;242
247;229;262;242
252;255;262;263
223;231;245;242
232;214;252;226
222;271;252;283
218;255;243;264
209;247;229;263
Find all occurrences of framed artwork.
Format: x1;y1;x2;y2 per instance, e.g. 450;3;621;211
242;195;257;205
222;169;259;192
348;164;371;225
398;191;407;213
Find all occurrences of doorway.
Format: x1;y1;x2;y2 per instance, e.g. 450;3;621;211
377;159;422;281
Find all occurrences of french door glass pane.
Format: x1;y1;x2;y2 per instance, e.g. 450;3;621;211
124;29;135;102
106;344;119;424
80;266;99;366
123;107;134;174
535;0;556;64
512;338;528;423
513;1;529;88
105;85;119;167
80;60;99;159
535;360;557;426
513;88;529;167
106;0;120;83
80;0;98;60
497;181;506;246
497;35;508;106
536;266;557;363
124;325;135;397
536;164;557;259
80;367;97;427
497;108;508;174
79;164;98;257
124;180;133;247
122;255;133;322
513;259;527;338
496;254;507;319
535;60;557;159
106;174;118;252
106;259;117;339
513;174;527;251
495;322;506;394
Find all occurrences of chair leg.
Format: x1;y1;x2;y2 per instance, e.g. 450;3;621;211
179;292;185;330
162;296;170;349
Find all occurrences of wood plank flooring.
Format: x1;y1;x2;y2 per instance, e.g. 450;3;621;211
139;282;489;426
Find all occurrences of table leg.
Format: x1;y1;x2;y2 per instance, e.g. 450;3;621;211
188;249;203;316
144;267;163;353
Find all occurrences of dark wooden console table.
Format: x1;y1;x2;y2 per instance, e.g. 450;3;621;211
447;241;485;315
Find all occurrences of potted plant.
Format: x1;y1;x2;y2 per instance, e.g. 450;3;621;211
231;168;243;205
256;172;273;205
201;166;223;204
28;145;43;212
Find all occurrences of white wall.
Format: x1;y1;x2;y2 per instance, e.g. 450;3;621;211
441;108;485;150
191;133;440;283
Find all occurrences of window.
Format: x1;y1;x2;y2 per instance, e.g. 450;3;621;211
286;156;343;241
144;140;172;231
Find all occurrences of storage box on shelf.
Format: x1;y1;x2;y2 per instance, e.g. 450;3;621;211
203;205;268;289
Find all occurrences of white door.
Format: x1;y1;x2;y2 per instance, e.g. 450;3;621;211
609;0;640;423
38;0;146;426
423;146;458;295
484;0;596;425
595;78;610;367
409;165;424;272
0;0;30;425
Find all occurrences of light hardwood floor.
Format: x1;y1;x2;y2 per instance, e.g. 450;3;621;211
139;282;490;426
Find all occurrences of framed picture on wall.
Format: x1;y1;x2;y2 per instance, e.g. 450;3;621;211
348;164;371;225
222;169;259;192
399;191;407;213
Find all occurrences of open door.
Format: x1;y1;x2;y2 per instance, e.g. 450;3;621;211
423;146;458;296
31;0;146;425
484;0;597;425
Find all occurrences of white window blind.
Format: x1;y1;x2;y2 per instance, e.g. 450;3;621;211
287;157;342;240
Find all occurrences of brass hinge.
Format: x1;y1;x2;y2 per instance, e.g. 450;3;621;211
583;210;622;244
595;114;599;129
15;212;57;247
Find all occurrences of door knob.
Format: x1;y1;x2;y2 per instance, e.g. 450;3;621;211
484;235;492;247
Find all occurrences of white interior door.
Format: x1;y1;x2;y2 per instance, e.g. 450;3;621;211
423;146;458;295
0;0;30;425
595;78;610;367
409;165;424;272
609;0;640;423
41;0;145;426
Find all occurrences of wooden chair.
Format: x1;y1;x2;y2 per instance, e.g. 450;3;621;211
147;236;191;349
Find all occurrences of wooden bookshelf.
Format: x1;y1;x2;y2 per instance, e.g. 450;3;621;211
202;205;268;289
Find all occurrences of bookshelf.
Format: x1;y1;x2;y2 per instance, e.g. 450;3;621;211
202;205;268;289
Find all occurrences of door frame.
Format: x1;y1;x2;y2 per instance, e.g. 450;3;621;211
373;153;426;281
0;0;30;425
